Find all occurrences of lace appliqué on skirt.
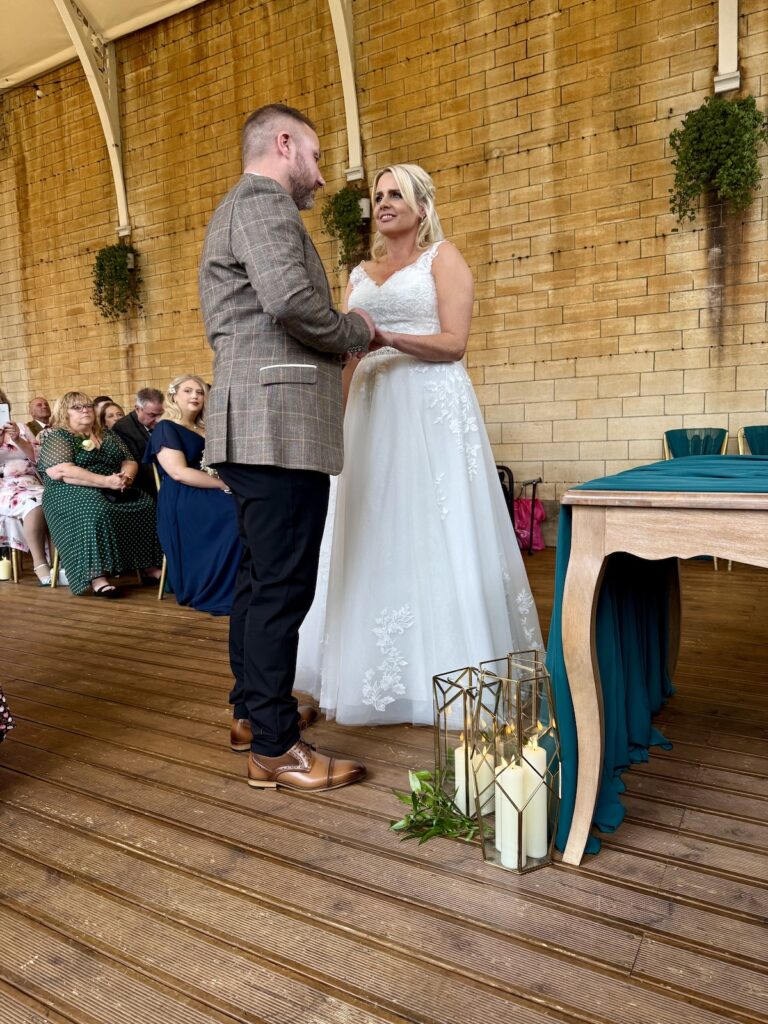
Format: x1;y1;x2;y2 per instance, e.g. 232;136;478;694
423;366;481;479
361;605;416;712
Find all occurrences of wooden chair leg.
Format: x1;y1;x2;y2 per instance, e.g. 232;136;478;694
11;548;20;583
157;556;167;601
51;548;60;588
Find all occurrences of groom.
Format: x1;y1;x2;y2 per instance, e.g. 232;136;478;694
200;103;375;792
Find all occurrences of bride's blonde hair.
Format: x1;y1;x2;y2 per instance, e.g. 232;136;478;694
370;163;444;261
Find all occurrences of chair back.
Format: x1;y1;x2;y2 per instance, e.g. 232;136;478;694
496;464;515;521
663;427;728;460
739;425;768;456
150;461;168;601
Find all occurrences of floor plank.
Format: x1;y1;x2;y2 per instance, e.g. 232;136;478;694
1;549;767;1024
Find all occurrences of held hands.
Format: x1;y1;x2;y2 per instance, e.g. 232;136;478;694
371;326;394;351
348;307;394;352
105;472;133;490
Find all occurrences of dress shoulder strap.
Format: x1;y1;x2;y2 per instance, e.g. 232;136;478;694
420;240;445;270
350;263;367;287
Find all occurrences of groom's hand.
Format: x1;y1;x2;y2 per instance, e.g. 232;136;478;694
348;307;375;344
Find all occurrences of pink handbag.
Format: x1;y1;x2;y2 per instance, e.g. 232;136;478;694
514;494;546;552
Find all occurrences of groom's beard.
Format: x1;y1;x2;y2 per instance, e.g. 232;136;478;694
289;152;317;210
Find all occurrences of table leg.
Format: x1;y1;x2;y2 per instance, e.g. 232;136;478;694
561;507;606;865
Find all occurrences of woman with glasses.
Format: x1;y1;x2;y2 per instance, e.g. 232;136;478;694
38;391;163;597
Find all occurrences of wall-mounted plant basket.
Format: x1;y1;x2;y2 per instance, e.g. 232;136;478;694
321;184;369;270
92;242;142;321
668;94;768;224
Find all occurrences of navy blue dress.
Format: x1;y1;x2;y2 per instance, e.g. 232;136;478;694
145;420;241;615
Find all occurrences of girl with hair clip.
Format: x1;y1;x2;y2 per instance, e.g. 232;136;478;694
144;375;241;615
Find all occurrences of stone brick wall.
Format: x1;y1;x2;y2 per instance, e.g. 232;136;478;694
1;0;767;528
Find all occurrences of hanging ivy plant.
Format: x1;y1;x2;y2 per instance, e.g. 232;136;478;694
321;184;367;269
668;94;768;224
91;242;142;321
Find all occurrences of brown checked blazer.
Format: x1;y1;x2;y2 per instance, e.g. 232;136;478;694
199;174;370;474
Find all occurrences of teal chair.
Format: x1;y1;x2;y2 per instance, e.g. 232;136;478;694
663;426;729;570
738;425;768;456
662;427;728;460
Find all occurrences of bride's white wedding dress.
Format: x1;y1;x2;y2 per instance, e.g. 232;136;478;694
296;241;542;725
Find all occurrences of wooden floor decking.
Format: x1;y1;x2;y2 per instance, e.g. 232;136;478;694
0;550;766;1024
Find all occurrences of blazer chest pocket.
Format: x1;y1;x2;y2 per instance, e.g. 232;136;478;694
259;364;318;386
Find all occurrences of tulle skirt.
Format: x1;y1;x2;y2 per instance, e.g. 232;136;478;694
296;349;542;726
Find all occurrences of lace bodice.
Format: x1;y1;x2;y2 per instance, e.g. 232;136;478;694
348;241;443;336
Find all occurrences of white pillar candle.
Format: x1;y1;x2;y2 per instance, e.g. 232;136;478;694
473;746;494;814
453;736;474;816
494;759;508;850
523;739;549;859
498;762;526;869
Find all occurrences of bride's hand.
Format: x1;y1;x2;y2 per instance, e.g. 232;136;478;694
371;327;394;351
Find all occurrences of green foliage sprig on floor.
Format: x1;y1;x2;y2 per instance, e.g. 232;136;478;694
390;770;479;844
321;184;367;270
668;95;768;225
92;242;142;321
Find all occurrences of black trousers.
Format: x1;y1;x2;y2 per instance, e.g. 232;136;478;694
216;463;330;756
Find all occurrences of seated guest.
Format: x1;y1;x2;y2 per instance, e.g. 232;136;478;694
92;396;114;421
113;387;164;497
144;375;241;615
0;389;52;585
0;684;14;743
39;391;163;598
99;401;125;430
26;396;52;437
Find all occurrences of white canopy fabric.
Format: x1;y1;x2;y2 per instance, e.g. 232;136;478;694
0;0;207;90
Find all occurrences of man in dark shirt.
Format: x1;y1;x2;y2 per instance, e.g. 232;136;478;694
112;387;164;497
26;396;51;436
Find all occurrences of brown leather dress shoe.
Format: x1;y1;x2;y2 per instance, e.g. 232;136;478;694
230;705;320;752
247;739;366;791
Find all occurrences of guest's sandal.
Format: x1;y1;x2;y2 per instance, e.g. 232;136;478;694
93;584;121;598
34;563;52;587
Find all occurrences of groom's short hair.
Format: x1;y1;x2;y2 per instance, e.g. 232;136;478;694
242;104;316;167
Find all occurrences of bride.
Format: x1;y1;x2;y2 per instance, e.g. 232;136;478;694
297;163;542;725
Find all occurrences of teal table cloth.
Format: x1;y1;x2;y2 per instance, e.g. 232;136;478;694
547;455;768;854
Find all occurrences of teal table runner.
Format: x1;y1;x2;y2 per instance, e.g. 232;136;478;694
547;455;768;854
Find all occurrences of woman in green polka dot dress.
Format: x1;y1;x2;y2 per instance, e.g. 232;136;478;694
38;391;163;597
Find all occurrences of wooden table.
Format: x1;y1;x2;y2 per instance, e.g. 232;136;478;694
559;488;768;865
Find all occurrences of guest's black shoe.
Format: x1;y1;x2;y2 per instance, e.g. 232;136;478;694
230;705;320;752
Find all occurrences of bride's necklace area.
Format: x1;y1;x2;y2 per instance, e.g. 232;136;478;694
369;247;423;285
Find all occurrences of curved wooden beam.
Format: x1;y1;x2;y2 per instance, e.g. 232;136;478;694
50;0;130;235
327;0;364;181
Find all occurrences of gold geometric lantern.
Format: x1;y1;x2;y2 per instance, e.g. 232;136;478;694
432;665;484;817
473;650;560;872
